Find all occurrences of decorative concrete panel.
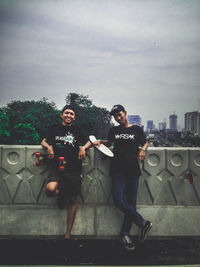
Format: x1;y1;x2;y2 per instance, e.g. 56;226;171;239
143;148;166;176
82;145;95;176
167;148;188;176
170;175;200;205
0;146;200;206
0;173;12;204
0;146;2;166
0;145;200;237
189;149;200;176
137;172;154;205
95;150;112;204
2;146;26;173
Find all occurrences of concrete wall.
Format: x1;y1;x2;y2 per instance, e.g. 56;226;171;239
0;145;200;237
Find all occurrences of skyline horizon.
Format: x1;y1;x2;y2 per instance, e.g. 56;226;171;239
0;95;198;130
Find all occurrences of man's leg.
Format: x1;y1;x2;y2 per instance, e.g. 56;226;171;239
65;197;77;239
127;175;152;242
112;173;132;235
112;173;145;229
120;176;140;235
46;180;78;239
63;173;82;239
46;181;59;196
126;175;146;227
112;173;135;250
112;173;152;245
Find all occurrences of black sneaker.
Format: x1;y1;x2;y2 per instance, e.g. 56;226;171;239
120;234;135;251
139;221;152;242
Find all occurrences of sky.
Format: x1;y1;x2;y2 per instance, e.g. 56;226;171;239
0;0;200;129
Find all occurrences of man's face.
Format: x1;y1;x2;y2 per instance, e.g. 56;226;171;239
61;109;75;125
113;110;127;125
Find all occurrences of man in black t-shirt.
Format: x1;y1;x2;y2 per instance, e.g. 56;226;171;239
41;105;91;239
94;104;152;250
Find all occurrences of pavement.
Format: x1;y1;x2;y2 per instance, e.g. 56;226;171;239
0;236;200;266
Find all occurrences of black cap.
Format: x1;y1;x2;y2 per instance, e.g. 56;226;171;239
61;105;75;114
110;104;125;116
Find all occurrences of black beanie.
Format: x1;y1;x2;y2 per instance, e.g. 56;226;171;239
61;105;75;114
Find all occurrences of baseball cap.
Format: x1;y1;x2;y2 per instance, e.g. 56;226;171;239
110;104;125;116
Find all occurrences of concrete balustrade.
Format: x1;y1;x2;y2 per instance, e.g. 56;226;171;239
0;145;200;237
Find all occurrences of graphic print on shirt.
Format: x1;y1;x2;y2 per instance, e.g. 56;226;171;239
115;134;135;140
55;132;76;146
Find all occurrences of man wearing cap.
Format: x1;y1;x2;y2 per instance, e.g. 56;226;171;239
94;104;152;250
41;105;91;239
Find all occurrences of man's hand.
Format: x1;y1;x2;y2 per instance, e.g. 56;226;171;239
93;140;101;147
78;147;86;160
47;146;54;159
138;149;146;162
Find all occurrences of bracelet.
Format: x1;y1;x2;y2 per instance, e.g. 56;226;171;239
140;148;146;152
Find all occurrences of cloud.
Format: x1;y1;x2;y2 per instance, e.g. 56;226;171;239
0;0;200;128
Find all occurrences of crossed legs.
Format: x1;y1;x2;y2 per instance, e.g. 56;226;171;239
112;173;146;235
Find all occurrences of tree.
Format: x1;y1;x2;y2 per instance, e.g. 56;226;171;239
12;123;40;145
65;92;113;139
0;108;10;144
66;93;92;108
4;98;61;144
1;93;113;144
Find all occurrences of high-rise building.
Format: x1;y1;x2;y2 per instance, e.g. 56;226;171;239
159;122;166;131
185;111;200;135
147;120;153;132
169;114;177;131
127;115;142;126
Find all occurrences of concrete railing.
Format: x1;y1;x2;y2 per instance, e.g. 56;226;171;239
0;145;200;237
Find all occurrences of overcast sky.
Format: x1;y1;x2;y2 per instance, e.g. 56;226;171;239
0;0;200;129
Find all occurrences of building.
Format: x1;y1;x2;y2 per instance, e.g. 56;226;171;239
169;114;177;131
127;115;142;126
185;111;200;135
147;120;154;132
159;122;167;131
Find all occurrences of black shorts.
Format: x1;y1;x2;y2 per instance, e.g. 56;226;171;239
47;166;82;199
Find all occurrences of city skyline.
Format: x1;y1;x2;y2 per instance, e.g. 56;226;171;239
131;110;194;131
0;0;200;129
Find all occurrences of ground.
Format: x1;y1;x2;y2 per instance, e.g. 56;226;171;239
0;236;200;266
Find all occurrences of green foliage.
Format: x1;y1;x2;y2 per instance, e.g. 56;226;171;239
66;93;93;108
0;108;10;144
65;92;113;139
12;123;40;145
3;98;61;144
0;93;113;144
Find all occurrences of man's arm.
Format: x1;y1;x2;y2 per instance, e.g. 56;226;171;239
78;141;92;160
93;139;112;147
138;141;149;162
41;138;54;159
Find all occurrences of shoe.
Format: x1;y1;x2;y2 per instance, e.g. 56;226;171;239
139;221;152;242
120;234;135;251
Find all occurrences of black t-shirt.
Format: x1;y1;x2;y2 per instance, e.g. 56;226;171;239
107;125;146;176
45;124;88;174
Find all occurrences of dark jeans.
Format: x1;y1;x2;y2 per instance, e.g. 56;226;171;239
112;172;146;235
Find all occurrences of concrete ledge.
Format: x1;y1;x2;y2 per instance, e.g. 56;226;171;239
0;205;199;237
0;145;200;238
